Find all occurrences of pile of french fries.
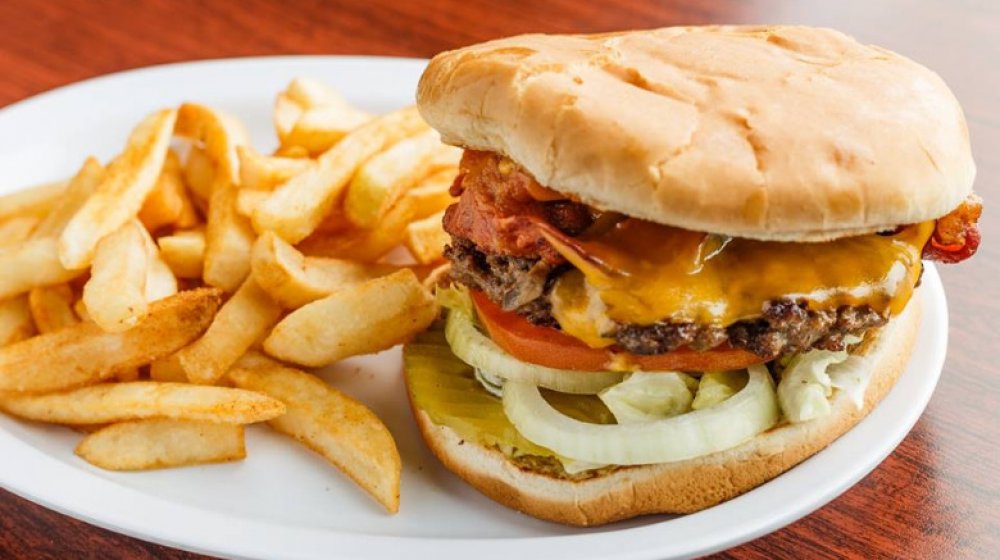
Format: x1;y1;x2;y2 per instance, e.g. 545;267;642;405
0;78;460;514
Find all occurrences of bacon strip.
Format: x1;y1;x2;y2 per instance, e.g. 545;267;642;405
923;194;982;263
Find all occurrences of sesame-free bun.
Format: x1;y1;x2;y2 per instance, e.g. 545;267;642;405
407;295;920;526
417;26;975;241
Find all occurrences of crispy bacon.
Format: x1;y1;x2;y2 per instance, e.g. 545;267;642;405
923;194;982;263
442;151;592;263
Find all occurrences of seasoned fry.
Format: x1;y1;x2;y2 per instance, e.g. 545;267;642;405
149;353;189;383
176;104;254;292
0;179;66;222
236;188;270;218
229;355;401;513
204;171;255;292
297;190;448;262
0;288;221;393
404;209;448;264
406;168;457;213
138;151;199;232
251;231;397;309
284;105;371;155
139;225;178;303
345;130;460;228
157;230;206;279
0;237;81;300
0;296;35;347
32;157;105;239
284;77;345;108
182;146;215;206
177;276;282;385
175;103;247;183
253;105;428;243
82;221;149;332
28;284;78;333
264;269;436;366
0;216;38;247
0;382;285;424
58;109;177;269
237;146;312;191
274;92;303;145
76;419;246;471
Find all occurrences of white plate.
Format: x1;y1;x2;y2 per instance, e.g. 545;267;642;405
0;57;948;560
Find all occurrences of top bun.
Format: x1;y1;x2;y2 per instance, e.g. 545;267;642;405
417;25;975;240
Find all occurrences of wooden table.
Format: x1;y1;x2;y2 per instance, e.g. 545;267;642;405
1;0;997;558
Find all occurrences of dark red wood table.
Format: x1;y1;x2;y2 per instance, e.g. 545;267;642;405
1;1;997;558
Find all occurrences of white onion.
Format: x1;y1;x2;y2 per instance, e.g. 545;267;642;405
445;309;624;394
502;364;780;465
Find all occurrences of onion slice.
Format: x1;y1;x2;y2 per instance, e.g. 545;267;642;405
502;364;779;465
445;308;624;394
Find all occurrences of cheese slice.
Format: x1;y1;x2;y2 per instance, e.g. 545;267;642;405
543;219;934;348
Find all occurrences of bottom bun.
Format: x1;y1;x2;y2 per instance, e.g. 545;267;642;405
410;297;922;526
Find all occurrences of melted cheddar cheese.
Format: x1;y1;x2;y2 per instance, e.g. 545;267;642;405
543;219;935;348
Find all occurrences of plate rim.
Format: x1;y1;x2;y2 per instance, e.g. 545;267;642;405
0;55;949;560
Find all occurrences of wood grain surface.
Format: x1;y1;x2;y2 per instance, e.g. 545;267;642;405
1;0;997;558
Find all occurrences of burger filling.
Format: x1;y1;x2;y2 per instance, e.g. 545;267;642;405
404;149;981;475
443;150;981;361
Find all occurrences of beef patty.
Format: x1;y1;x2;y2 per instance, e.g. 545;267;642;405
446;237;888;359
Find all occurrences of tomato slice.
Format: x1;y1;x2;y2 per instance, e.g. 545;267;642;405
470;290;765;372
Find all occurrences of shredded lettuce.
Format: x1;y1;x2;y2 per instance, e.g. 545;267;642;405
691;370;747;410
777;349;848;423
435;283;472;316
597;371;696;424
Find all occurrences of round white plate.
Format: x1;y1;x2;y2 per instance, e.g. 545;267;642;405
0;57;948;560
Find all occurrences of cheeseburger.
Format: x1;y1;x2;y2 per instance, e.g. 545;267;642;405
403;25;982;526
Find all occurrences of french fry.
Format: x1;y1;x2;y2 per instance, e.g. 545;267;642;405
252;105;428;243
176;104;254;292
236;189;270;218
32;157;105;239
284;77;346;108
345;130;460;228
175;103;247;184
237;146;312;191
263;269;436;367
296;190;447;262
229;354;401;513
139;225;178;303
0;237;81;300
149;353;189;383
73;297;91;322
82;221;149;332
58;109;177;269
157;230;205;279
0;216;38;247
76;419;246;471
284;105;371;155
177;276;282;385
0;296;35;347
0;179;66;222
0;381;285;424
0;288;221;393
183;146;215;207
138;150;199;232
273;145;310;159
274;92;303;145
404;209;448;264
251;231;398;309
406;168;457;213
204;172;255;292
28;284;78;333
115;368;142;383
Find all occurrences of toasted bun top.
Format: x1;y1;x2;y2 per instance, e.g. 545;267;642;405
417;25;975;240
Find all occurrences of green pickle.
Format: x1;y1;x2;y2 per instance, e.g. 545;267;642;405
404;323;614;461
